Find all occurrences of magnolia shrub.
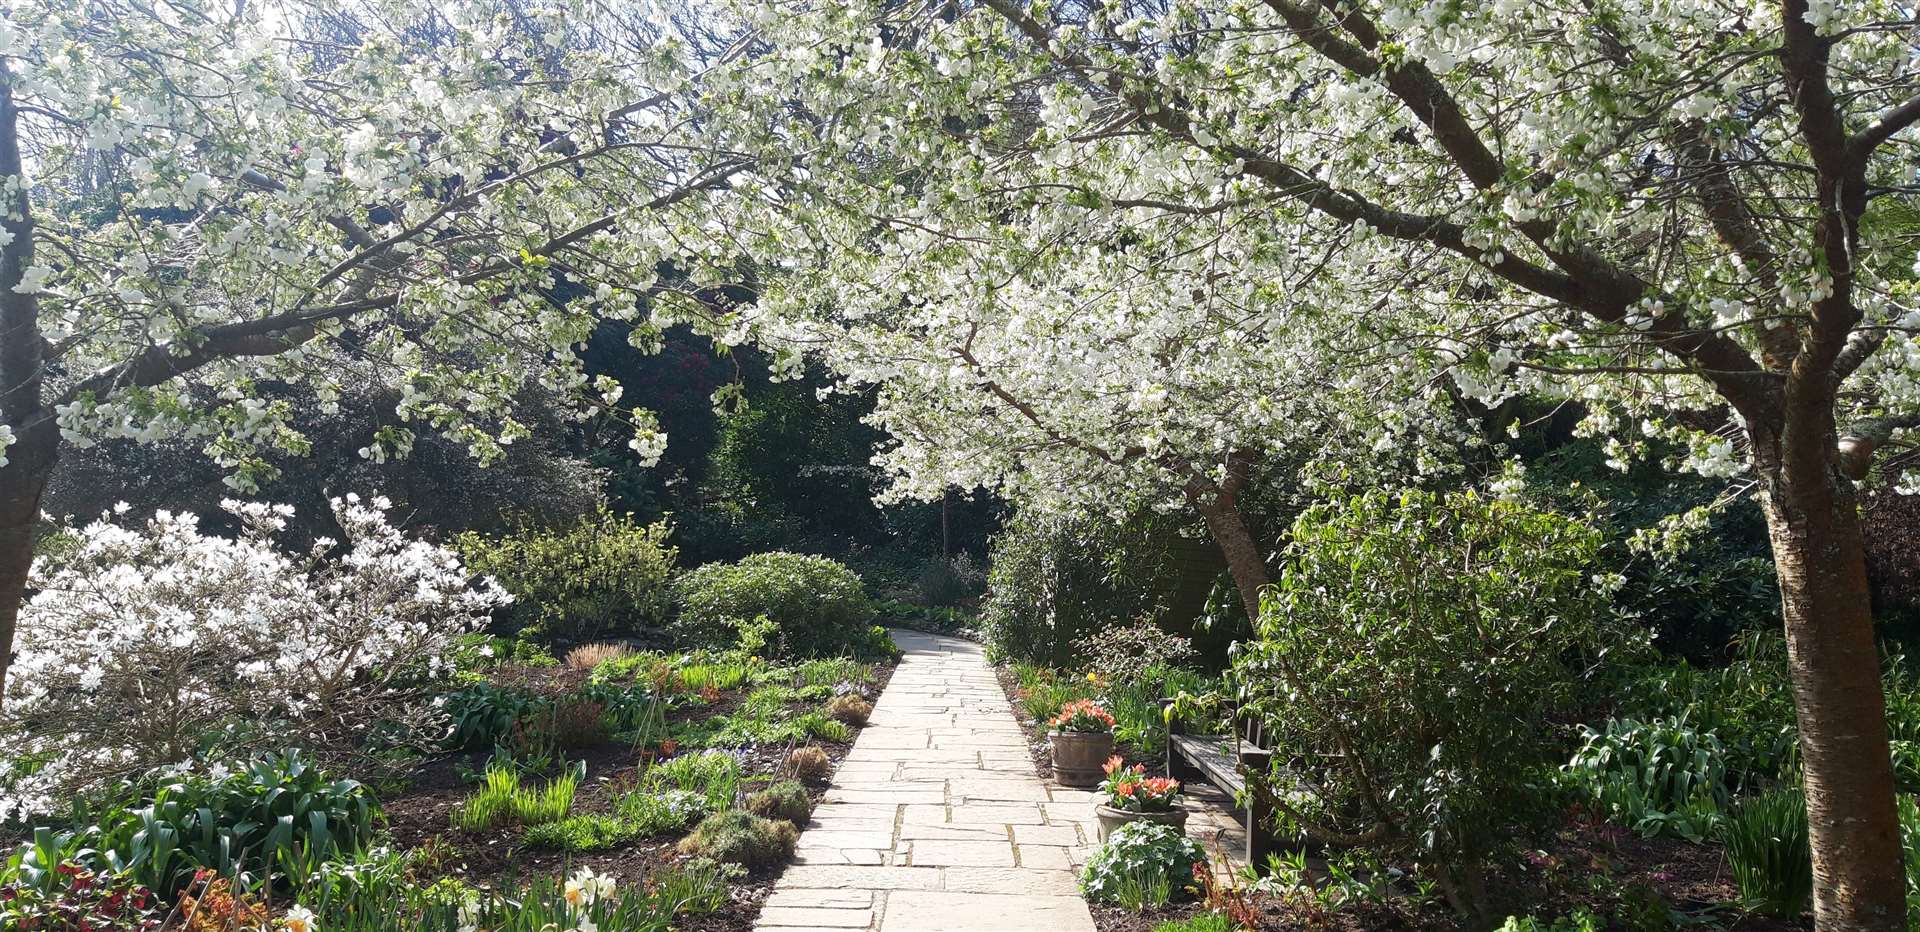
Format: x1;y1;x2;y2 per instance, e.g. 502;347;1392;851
0;496;507;817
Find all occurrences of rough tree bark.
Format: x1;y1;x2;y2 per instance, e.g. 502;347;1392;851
0;69;48;702
1753;405;1906;930
1183;451;1270;621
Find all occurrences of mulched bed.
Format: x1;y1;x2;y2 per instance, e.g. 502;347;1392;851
995;662;1808;931
375;660;895;932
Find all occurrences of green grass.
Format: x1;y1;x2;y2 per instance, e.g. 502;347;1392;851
614;788;711;836
451;760;582;831
1152;915;1236;932
643;751;742;810
778;657;875;689
682;659;754;692
677;696;856;747
522;813;647;851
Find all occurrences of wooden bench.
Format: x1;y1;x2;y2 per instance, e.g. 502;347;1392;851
1162;696;1276;866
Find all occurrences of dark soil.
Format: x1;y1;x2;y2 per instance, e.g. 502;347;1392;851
374;660;895;932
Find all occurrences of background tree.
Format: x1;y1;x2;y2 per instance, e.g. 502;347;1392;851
0;0;751;696
687;0;1920;925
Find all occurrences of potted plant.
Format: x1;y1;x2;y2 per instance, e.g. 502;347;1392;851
1093;755;1189;840
1049;699;1117;787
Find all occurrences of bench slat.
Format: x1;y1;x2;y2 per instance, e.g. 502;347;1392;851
1170;734;1249;793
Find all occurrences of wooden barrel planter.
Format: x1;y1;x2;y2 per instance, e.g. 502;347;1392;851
1050;730;1114;787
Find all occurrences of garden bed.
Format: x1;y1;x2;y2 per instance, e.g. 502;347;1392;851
998;660;1810;932
369;654;896;931
1085;820;1809;932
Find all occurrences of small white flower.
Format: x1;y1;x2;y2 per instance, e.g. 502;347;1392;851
283;904;317;932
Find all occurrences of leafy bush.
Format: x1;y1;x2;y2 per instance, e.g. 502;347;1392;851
1497;910;1604;932
10;751;378;898
915;552;986;607
1610;634;1800;789
0;852;162;930
980;510;1177;666
445;682;552;751
1075;625;1197;688
1104;664;1217;758
1239;490;1619;920
746;780;812;824
1721;787;1812;917
1080;822;1204;908
455;509;676;645
1563;717;1730;841
445;680;657;758
1619;635;1920;798
825;694;873;726
676;810;800;866
785;747;833;784
0;497;506;815
672;552;886;658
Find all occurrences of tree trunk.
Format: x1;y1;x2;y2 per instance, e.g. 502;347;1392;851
1755;414;1907;930
1188;484;1269;621
0;66;49;702
0;427;52;701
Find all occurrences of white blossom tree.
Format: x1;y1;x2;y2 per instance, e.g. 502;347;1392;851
0;0;750;698
684;0;1920;925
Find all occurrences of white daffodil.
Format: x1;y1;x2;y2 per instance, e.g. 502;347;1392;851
282;905;317;932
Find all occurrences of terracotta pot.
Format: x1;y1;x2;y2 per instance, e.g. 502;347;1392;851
1094;803;1190;841
1049;730;1114;787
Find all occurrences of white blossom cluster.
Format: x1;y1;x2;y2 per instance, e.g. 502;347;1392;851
3;0;733;490
0;495;507;818
667;0;1920;504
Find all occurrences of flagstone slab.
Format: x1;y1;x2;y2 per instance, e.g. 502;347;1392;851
765;889;876;909
940;867;1082;896
754;630;1096;932
757;906;876;928
904;839;1016;867
881;891;1096;932
1016;845;1073;870
1011;825;1083;846
776;866;944;891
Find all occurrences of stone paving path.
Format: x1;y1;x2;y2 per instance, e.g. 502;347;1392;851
754;630;1099;932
